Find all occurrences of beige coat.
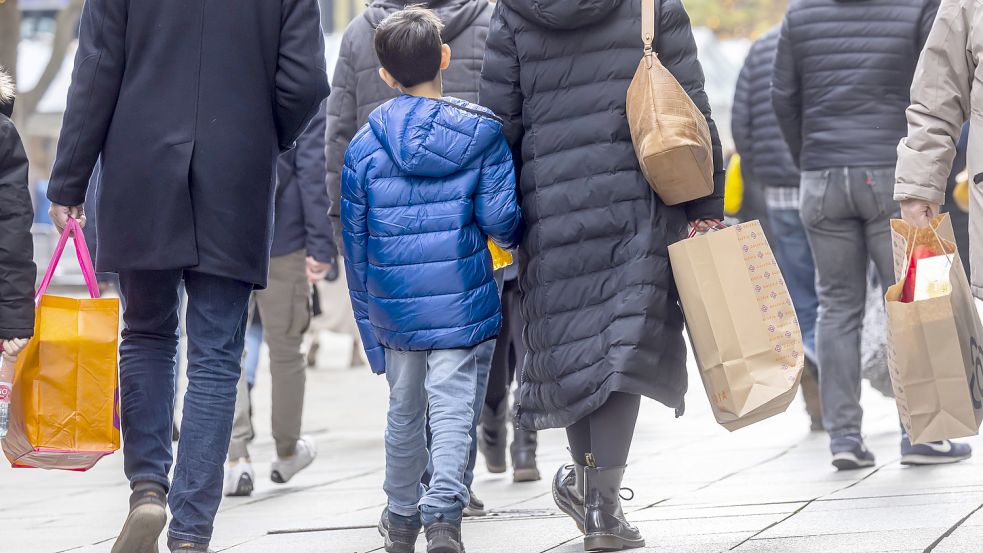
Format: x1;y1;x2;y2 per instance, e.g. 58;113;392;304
895;0;983;296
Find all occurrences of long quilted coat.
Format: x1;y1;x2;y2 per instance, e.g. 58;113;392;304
342;95;523;374
479;0;724;431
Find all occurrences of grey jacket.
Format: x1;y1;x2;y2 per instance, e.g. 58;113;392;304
895;0;983;296
325;0;492;248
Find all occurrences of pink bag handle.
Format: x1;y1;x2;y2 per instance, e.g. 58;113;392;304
36;218;100;302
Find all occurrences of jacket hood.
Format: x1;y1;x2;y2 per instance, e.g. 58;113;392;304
501;0;623;30
369;95;503;178
364;0;488;42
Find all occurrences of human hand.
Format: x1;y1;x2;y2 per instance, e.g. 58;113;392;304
689;218;725;237
899;199;940;228
49;203;86;232
2;338;29;358
306;256;331;283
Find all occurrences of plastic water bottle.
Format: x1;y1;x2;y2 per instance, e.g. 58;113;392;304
0;351;14;438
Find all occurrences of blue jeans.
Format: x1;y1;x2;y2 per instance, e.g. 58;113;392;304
118;270;252;544
767;206;818;361
384;347;478;525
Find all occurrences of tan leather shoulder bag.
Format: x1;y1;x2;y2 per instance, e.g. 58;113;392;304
626;0;714;205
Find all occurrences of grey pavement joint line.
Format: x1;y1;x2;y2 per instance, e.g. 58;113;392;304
728;461;892;550
923;500;983;552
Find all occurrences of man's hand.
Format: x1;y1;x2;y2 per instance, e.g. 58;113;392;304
305;256;331;283
2;338;30;357
49;203;86;232
899;199;940;228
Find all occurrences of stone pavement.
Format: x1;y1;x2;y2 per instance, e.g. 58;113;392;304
4;333;983;553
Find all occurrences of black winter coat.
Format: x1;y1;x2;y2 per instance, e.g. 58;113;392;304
46;0;330;288
0;100;36;340
772;0;939;171
325;0;491;248
272;102;337;262
480;0;724;431
732;26;799;189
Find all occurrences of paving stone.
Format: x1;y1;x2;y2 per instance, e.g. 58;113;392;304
734;528;941;552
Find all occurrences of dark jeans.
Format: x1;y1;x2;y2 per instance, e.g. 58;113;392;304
799;167;898;439
766;206;818;361
118;270;252;544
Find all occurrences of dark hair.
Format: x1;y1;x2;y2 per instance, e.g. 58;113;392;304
374;5;444;88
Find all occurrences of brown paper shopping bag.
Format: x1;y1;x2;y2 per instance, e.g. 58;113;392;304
885;214;983;444
669;221;804;431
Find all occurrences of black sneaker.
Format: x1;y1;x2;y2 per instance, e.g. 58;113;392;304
462;489;486;517
425;521;464;553
831;434;876;471
378;508;422;553
901;434;972;466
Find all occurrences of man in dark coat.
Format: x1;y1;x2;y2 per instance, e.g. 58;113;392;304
772;0;971;471
481;0;723;548
0;70;36;350
324;0;496;516
44;1;329;551
732;24;822;431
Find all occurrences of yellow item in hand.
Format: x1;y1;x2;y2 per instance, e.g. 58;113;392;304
724;154;743;216
954;170;970;213
488;239;514;270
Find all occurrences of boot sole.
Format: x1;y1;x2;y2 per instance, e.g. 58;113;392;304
111;503;166;553
584;533;645;552
901;452;972;466
485;463;507;474
426;541;466;553
513;467;541;482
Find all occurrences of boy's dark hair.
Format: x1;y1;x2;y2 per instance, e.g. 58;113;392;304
374;5;444;88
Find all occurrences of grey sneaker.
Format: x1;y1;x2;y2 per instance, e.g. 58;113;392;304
831;434;876;471
167;538;214;553
271;436;316;484
425;521;464;553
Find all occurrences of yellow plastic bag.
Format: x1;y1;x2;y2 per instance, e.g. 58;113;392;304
724;154;744;216
2;219;120;471
488;239;514;270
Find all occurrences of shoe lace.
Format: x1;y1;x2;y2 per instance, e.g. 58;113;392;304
619;487;635;501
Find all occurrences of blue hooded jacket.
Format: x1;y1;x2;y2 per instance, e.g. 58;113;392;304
342;95;523;374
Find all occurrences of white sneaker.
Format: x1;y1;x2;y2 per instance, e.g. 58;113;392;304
271;436;317;484
224;459;255;497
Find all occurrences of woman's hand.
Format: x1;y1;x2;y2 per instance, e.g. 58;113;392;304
689;218;725;237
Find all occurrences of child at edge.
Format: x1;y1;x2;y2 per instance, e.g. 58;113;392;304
340;6;522;553
0;67;37;362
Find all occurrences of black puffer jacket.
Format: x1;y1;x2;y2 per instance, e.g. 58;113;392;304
480;0;724;431
772;0;939;171
732;25;799;188
325;0;491;248
0;94;36;340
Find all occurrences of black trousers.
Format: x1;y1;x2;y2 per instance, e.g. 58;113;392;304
565;392;641;467
485;278;525;410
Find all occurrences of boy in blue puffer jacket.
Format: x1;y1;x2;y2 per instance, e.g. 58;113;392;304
341;7;522;553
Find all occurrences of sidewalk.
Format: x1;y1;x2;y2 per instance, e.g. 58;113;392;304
3;334;983;553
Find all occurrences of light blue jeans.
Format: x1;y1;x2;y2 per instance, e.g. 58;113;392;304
385;347;478;524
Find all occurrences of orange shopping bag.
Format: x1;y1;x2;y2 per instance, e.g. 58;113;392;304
2;218;120;471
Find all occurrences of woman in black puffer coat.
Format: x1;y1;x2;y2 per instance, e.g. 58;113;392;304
479;1;723;549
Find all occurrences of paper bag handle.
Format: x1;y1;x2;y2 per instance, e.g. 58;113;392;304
36;218;100;302
899;221;952;280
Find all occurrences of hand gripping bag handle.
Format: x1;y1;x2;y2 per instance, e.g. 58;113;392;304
35;218;100;302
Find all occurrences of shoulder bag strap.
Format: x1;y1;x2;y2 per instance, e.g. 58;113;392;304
641;0;659;55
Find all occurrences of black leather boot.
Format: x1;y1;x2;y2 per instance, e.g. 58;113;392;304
511;428;541;482
552;458;586;532
478;399;508;473
583;465;644;551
